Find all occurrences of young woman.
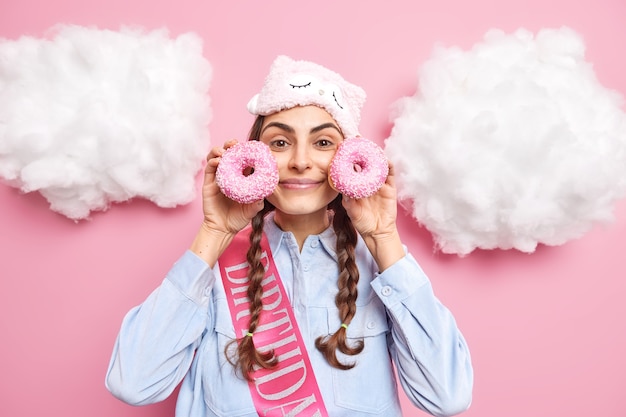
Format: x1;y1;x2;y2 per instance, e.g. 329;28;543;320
106;56;473;417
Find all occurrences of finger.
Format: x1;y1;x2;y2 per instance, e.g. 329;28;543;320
341;194;360;215
207;138;239;160
223;139;239;150
205;139;239;174
385;161;396;187
204;155;220;175
246;199;265;214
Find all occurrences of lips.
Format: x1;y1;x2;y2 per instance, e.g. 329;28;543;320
280;178;323;190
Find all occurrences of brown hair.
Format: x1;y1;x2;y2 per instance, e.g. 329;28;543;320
226;116;364;381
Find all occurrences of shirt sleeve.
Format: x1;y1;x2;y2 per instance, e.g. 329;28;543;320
370;252;474;417
105;250;215;406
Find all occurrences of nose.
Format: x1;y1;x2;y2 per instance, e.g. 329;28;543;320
289;143;312;171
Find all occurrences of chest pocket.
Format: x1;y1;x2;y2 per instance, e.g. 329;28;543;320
325;295;401;414
201;296;257;416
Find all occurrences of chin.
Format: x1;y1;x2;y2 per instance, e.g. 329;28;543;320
269;194;337;216
276;203;325;216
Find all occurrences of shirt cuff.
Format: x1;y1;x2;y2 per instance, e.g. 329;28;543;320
165;250;215;306
370;253;430;306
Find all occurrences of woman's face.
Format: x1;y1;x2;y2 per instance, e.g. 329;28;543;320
259;105;343;217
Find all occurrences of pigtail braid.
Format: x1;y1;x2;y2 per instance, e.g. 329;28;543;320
226;202;277;381
315;195;364;369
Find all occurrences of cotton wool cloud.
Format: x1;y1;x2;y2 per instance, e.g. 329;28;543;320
0;25;212;220
385;27;626;256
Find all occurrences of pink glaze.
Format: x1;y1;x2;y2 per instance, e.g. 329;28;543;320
329;137;389;199
216;141;279;204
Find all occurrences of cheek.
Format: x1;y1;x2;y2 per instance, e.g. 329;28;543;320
314;153;335;170
273;154;290;172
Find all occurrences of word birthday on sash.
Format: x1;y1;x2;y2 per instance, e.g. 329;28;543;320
220;232;329;417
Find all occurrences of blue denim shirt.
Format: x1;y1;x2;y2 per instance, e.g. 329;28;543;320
106;214;473;416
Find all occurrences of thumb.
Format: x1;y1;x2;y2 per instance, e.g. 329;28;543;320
242;199;265;219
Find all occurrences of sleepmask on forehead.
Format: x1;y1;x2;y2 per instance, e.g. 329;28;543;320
247;55;366;138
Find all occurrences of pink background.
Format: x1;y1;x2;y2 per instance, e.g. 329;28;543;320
1;1;625;416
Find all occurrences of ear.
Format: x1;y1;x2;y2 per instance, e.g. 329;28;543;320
247;94;260;114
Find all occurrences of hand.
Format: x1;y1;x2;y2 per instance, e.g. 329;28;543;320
342;162;398;237
342;162;404;271
200;139;264;234
190;140;265;266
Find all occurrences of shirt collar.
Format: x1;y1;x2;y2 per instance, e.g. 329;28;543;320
264;211;337;260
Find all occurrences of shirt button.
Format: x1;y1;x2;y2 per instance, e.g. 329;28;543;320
381;286;392;296
303;264;310;272
367;321;376;330
311;240;319;248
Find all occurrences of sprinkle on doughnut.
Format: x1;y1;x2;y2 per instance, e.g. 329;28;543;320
329;137;389;199
216;141;279;204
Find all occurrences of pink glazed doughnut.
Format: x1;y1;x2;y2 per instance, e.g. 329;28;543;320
216;141;279;204
329;137;389;199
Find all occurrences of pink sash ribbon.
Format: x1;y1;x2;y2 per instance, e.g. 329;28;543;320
219;229;329;417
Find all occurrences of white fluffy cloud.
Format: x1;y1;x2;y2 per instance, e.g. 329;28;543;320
0;25;212;220
385;27;626;255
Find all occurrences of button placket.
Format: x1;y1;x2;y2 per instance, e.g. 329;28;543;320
292;238;310;338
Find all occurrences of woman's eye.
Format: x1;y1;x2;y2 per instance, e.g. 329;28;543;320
316;139;333;147
269;139;288;148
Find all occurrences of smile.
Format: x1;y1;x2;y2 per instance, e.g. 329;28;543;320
280;178;323;190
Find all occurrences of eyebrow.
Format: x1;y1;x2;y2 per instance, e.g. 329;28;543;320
261;121;342;136
261;122;294;135
310;122;342;135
